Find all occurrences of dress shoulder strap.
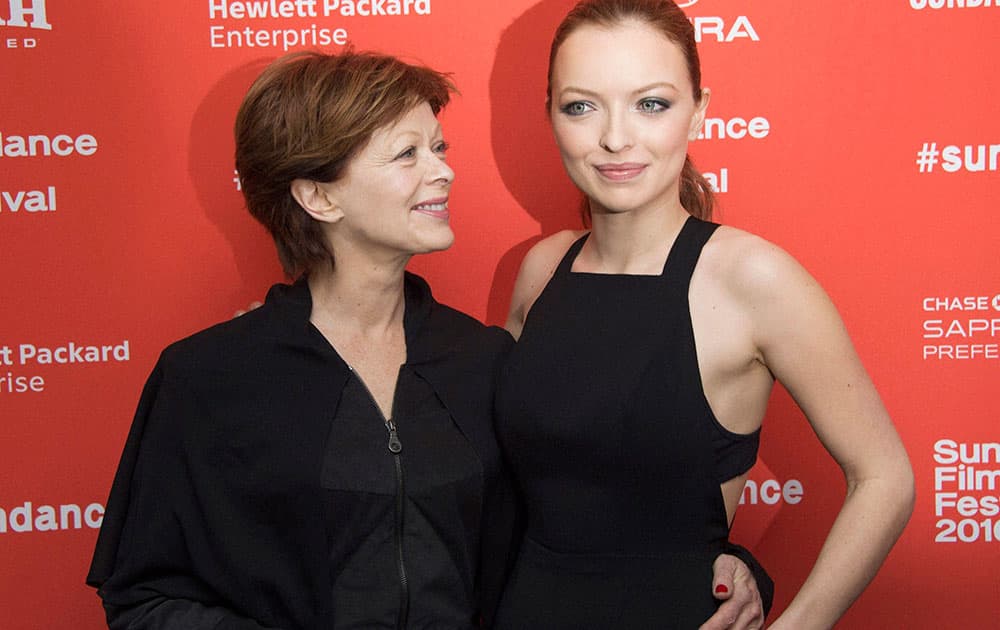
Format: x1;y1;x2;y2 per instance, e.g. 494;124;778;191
661;217;720;285
553;232;591;277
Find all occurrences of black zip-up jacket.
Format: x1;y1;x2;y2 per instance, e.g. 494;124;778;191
87;273;519;629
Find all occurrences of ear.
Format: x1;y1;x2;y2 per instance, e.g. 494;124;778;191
688;87;711;141
290;179;344;224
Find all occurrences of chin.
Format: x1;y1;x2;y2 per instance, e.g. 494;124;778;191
589;199;639;215
414;229;455;254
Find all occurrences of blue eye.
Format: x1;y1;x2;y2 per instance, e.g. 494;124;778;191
560;101;594;116
396;147;416;160
636;98;669;113
433;141;450;155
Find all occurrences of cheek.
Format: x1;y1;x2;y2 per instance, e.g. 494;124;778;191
551;120;591;161
651;124;693;158
379;172;420;204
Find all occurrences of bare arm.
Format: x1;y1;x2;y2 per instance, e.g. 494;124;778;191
739;241;914;629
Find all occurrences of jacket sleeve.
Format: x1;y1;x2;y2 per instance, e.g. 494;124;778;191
87;358;282;630
722;542;775;617
478;329;522;629
104;598;273;630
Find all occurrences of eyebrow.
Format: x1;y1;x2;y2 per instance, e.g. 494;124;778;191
558;82;679;97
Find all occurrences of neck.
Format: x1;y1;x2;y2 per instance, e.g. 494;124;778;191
583;201;690;274
307;255;408;335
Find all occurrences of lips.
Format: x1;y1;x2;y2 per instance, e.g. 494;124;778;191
412;197;450;219
594;163;646;181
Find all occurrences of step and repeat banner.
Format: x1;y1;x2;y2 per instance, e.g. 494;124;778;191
2;1;997;627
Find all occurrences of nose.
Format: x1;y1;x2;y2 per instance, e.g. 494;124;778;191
427;151;454;185
599;108;633;153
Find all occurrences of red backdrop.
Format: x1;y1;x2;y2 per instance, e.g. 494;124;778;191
2;1;998;627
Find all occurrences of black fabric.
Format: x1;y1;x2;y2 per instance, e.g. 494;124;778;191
87;273;516;629
325;371;482;629
494;217;769;628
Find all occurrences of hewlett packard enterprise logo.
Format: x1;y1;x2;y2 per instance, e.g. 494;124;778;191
1;0;52;49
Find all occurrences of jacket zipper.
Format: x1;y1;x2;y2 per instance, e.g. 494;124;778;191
352;369;408;629
386;418;408;630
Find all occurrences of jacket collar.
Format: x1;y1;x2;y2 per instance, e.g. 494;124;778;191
263;271;438;362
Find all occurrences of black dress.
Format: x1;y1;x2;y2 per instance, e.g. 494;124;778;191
495;217;761;629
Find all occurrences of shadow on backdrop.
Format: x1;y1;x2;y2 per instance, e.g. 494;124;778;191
189;59;284;298
487;0;583;325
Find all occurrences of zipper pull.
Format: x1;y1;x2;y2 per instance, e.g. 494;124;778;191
386;419;402;454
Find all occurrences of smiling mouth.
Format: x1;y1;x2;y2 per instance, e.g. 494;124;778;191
412;198;450;219
595;163;646;181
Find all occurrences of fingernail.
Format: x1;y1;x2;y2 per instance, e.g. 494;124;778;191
715;584;729;594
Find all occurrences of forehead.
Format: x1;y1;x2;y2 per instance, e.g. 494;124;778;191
368;102;440;144
551;21;691;93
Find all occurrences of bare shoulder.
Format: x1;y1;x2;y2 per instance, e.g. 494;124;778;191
699;225;847;368
698;225;819;304
521;230;586;275
505;230;586;338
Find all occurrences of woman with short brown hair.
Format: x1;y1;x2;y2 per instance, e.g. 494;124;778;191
88;50;516;629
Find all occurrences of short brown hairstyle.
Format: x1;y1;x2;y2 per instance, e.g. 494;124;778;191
548;0;715;220
235;49;455;277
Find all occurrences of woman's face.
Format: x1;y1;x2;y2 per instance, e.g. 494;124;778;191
321;102;455;258
549;20;708;217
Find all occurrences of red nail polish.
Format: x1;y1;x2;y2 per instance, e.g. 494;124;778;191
715;584;729;595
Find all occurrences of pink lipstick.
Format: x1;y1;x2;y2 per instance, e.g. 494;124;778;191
595;163;646;181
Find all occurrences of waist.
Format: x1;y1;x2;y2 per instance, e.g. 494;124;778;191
496;535;722;629
517;534;725;573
